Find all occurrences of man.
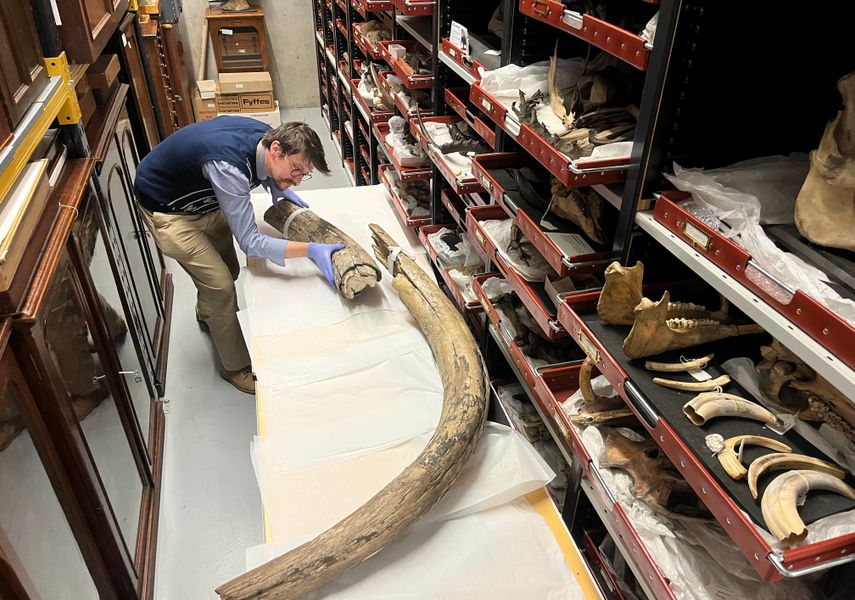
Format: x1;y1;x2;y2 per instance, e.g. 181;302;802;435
134;117;343;395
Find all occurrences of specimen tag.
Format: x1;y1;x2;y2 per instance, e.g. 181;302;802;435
450;21;469;56
688;368;713;382
545;232;594;258
683;220;712;251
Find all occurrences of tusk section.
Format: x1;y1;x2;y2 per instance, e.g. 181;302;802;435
683;392;781;427
761;470;855;546
216;225;488;599
748;452;846;500
645;353;715;373
717;435;792;480
652;373;731;392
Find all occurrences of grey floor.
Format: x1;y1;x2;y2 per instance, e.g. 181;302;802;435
153;106;350;599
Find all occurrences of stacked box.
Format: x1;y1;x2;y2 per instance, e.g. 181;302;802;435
216;71;275;114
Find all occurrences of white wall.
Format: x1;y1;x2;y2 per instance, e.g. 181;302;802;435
177;0;320;109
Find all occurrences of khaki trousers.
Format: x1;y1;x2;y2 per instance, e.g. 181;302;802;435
140;208;251;371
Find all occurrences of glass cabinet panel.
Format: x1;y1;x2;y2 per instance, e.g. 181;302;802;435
0;356;99;599
100;133;161;355
42;252;143;558
77;198;154;450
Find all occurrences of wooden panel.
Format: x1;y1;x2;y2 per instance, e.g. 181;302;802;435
56;0;129;64
118;14;159;154
161;24;193;129
0;0;48;128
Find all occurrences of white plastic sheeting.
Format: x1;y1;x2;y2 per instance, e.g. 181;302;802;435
237;187;587;598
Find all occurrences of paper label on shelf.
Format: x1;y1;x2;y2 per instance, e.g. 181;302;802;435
122;33;128;47
222;28;234;36
450;21;469;56
544;232;594;258
235;83;244;89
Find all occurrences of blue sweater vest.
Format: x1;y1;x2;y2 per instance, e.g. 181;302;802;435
134;116;271;214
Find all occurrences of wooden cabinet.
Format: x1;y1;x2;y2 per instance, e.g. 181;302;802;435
116;13;160;155
206;7;269;73
0;0;48;129
56;0;130;65
142;17;193;137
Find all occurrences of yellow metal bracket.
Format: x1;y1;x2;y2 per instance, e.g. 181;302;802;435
45;52;81;125
129;0;139;11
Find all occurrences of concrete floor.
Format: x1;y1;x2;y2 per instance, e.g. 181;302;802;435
153;106;349;599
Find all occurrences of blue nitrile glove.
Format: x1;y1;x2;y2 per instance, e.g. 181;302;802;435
279;188;309;208
307;242;345;286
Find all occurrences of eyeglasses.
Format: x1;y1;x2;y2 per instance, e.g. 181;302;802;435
285;153;313;181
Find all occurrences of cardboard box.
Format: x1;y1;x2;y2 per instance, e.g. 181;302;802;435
197;79;217;100
219;71;272;94
87;54;120;90
193;89;218;122
219;101;281;128
239;91;274;112
215;85;241;113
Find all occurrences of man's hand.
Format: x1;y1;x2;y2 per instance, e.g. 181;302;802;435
278;188;309;208
307;242;345;286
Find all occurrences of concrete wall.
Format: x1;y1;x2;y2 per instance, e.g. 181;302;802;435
177;0;320;109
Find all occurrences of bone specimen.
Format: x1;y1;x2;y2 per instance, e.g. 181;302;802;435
645;353;715;373
623;291;763;359
748;452;846;500
683;392;781;427
761;470;855;546
717;435;791;480
652;374;731;393
264;201;381;300
597;261;645;325
369;63;394;109
567;357;633;424
757;340;855;443
794;72;855;252
550;179;606;244
548;45;575;129
215;225;488;599
600;432;690;506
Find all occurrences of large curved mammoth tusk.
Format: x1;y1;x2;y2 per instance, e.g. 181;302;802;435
683;392;781;427
748;453;846;500
761;470;855;546
652;374;731;392
264;200;382;299
216;225;488;599
645;353;714;373
718;435;791;481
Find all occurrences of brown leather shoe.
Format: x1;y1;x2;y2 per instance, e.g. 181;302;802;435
219;365;255;395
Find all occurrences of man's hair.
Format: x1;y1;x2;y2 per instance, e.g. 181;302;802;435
261;122;330;175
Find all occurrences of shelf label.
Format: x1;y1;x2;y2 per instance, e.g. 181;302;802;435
545;232;594;258
682;220;712;251
221;28;234;36
577;330;601;363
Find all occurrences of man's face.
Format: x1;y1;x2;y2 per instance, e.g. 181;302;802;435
268;141;313;191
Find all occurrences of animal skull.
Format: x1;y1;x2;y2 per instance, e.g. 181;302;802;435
597;261;645;325
794;72;855;252
756;340;855;443
550;179;606;245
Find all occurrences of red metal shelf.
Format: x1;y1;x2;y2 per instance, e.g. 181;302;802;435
372;121;431;181
472;153;613;277
360;164;371;184
353;0;393;18
359;143;371;167
440;38;486;82
391;0;433;17
555;289;855;582
467;205;567;339
379;164;430;228
409;116;487;195
439;188;467;231
420;224;483;315
470;82;629;188
352;78;395;123
378;40;434;90
654;192;855;374
518;0;651;71
377;70;433;120
335;17;347;38
445;88;496;149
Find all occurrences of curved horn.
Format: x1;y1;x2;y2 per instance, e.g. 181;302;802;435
683;392;780;427
645;353;715;373
717;435;791;480
652;374;730;392
761;470;855;546
748;453;846;499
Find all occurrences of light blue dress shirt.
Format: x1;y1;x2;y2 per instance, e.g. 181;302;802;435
202;145;291;266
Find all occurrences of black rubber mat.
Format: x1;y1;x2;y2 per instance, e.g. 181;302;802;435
581;311;855;528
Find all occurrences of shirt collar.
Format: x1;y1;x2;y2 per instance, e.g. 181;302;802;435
256;142;267;181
